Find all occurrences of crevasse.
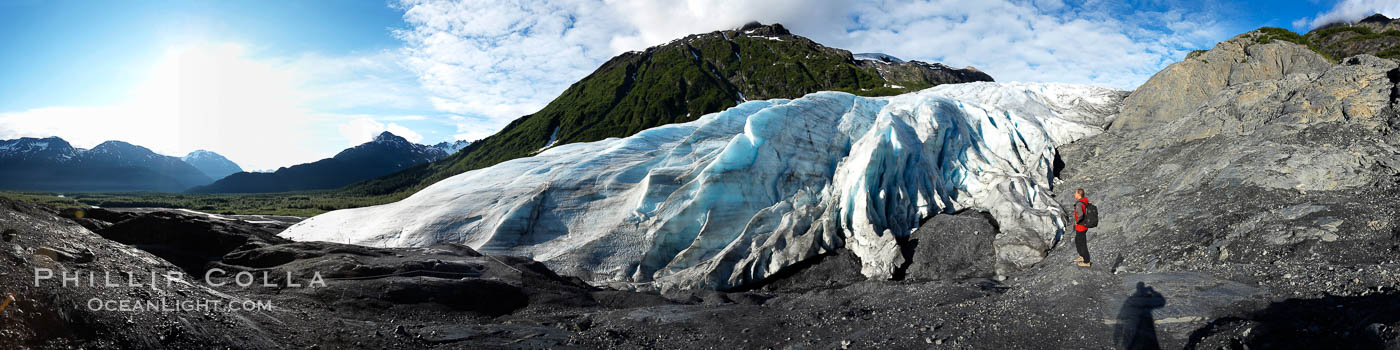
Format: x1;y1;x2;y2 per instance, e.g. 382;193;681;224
280;82;1122;292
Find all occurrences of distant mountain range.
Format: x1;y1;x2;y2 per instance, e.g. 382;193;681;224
0;132;469;193
338;22;994;199
182;150;243;181
429;139;471;155
188;132;468;193
0;137;212;192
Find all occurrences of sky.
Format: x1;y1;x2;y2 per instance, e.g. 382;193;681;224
0;0;1395;171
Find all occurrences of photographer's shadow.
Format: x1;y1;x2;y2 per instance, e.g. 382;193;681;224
1115;282;1166;350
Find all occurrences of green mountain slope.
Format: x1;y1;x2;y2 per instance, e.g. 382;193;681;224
1305;14;1400;60
1183;15;1400;64
342;22;992;199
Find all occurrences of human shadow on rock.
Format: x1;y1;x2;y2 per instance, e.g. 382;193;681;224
1116;281;1166;350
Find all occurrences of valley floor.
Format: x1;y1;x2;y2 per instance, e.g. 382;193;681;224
0;190;401;217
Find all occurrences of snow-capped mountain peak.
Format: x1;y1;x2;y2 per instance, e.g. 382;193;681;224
87;140;165;164
332;131;457;169
0;136;214;191
182;150;243;180
182;149;219;160
372;131;410;144
854;52;905;63
0;136;77;160
431;140;471;155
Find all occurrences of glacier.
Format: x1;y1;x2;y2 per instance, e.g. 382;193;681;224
280;82;1123;292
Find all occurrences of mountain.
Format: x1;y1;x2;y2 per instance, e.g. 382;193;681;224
0;137;212;192
281;82;1123;291
338;22;993;199
430;139;470;155
1183;14;1400;64
1305;13;1400;60
188;132;454;193
181;150;243;181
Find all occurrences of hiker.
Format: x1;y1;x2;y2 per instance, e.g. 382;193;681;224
1072;188;1095;267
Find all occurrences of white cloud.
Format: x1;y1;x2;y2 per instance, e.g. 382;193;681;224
446;114;492;142
0;43;433;170
1293;0;1400;30
819;1;1227;89
393;0;626;137
602;0;848;54
292;50;435;112
394;0;1227;136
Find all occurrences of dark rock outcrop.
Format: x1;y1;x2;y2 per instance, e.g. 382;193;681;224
0;198;280;349
216;241;600;316
91;210;289;273
2;200;687;348
901;210;999;281
729;248;866;293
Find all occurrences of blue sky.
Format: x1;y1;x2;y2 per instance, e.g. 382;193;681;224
0;0;1394;170
0;0;404;109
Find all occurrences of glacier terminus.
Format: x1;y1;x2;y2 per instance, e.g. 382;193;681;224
280;82;1125;292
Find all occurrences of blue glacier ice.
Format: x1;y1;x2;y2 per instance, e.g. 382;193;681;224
280;82;1123;292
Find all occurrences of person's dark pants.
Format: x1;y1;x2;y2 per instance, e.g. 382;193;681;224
1075;229;1091;263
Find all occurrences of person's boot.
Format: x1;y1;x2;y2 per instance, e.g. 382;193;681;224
1076;261;1091;268
1073;256;1084;263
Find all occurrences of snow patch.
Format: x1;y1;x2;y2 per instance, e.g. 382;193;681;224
539;127;560;151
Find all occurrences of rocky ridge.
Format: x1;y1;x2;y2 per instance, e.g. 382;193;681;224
1306;13;1400;61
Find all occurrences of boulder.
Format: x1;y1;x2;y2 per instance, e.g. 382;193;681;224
902;210;999;281
93;210;289;273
